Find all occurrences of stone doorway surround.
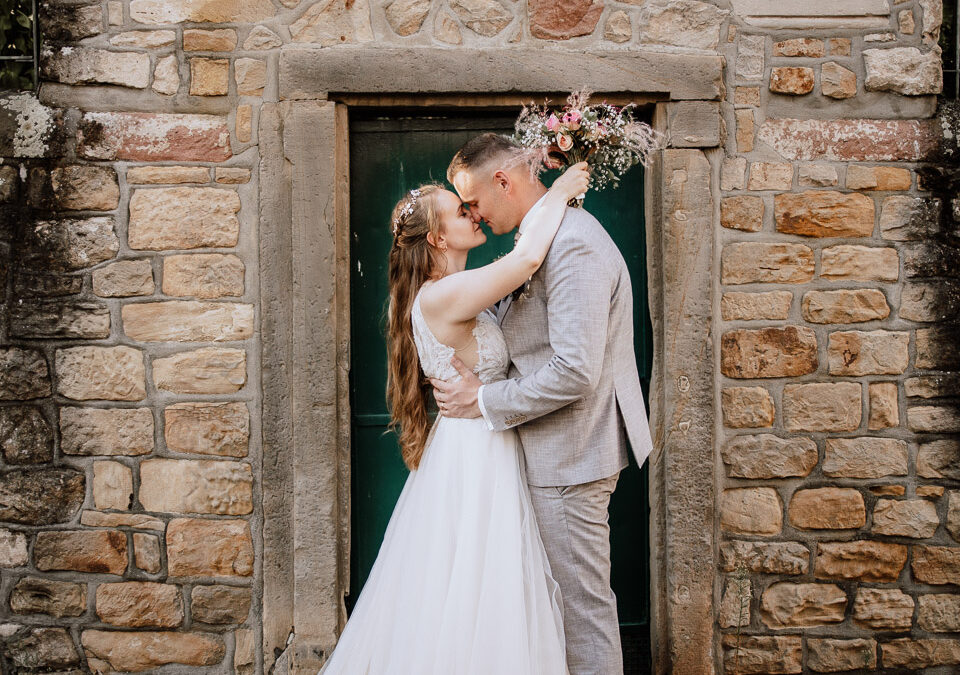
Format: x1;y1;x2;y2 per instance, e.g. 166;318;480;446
260;46;725;674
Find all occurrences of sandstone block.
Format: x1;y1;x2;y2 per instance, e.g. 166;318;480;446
760;582;846;628
868;382;899;429
93;461;133;511
0;468;85;525
846;165;911;191
880;196;942;241
0;528;29;566
901;280;960;323
34;530;127;575
44;2;102;40
918;594;960;632
827;330;909;375
130;0;275;23
948;492;960;543
636;0;727;49
720;196;763;232
21;217;118;272
735;86;761;106
783;382;861;432
215;167;250;184
9;301;110;339
899;8;916;33
775;191;875;237
0;405;53;465
916;327;960;370
0;348;51;400
236;104;252;143
60;407;153;456
183;28;237;51
823;438;907;478
10;577;86;618
773;38;824;57
807;638;876;672
721;635;801;675
736;109;755;151
235;58;266;96
50;165;119;211
235;627;255;675
93;259;155;297
721;157;746;190
529;0;599;39
139;458;253;515
718;576;750;628
162;254;244;298
918;440;960;480
40;46;150;89
720;488;782;536
721;434;817;479
128;166;209;185
110;30;176;47
164;401;249;457
81;511;164;530
154;53;187;95
864;47;942;95
816;540;907;582
912;546;960;585
128;187;240;250
79;112;231;162
853;588;914;630
820;245;899;282
434;11;463;44
722;387;775;428
243;25;283;50
289;0;374;45
720;540;809;575
96;582;183;628
166;518;253;577
721;326;818;379
603;10;632;43
789;488;865;530
736;35;764;81
122;301;253;342
828;38;851;56
908;405;960;433
803;289;890;324
770;67;814;95
721;291;792;321
134;533;162;573
190;585;251;624
6;627;80;669
189;58;228;96
81;630;225;670
748;162;792;190
881;639;960;669
758;118;939;162
56;346;145;401
721;243;814;284
386;0;431;36
153;348;246;394
821;61;857;99
797;164;838;187
918;486;944;498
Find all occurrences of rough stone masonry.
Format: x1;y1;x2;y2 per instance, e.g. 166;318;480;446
0;0;957;673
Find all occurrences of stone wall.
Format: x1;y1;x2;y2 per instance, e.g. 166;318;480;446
0;0;955;672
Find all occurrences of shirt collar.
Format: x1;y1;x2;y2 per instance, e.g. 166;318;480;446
518;192;550;235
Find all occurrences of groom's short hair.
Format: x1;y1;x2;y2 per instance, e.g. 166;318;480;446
447;133;523;183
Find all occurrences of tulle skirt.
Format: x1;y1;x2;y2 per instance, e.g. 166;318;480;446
319;416;568;675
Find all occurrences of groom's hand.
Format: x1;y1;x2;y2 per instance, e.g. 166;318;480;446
430;356;482;419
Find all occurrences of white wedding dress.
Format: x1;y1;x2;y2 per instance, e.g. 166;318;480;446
319;288;567;675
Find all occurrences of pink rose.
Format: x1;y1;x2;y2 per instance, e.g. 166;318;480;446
562;110;582;131
546;114;560;132
556;132;573;151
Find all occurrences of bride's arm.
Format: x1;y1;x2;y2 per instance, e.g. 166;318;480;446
420;163;589;322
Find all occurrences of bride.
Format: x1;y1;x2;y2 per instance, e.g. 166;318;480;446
318;162;590;674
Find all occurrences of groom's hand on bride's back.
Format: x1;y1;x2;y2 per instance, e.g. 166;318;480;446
430;356;482;419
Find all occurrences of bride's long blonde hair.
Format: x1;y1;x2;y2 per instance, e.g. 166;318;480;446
386;184;447;470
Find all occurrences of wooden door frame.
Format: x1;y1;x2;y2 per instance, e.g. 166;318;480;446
261;47;723;675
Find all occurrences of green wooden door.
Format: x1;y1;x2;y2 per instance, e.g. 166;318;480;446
348;110;652;670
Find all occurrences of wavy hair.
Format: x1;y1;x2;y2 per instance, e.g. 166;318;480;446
386;183;446;470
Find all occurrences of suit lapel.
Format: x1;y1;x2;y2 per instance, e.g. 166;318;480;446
496;294;513;324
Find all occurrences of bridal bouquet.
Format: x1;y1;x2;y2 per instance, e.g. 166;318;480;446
513;91;663;205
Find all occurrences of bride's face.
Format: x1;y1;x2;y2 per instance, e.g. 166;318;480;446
435;189;487;252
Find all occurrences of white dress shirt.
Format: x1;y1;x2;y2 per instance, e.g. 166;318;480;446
476;192;550;429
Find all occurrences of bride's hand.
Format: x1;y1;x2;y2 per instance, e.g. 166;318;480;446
549;162;590;202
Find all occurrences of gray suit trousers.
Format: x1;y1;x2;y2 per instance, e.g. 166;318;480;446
529;472;622;675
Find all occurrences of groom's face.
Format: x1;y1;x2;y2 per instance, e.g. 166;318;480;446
451;168;520;236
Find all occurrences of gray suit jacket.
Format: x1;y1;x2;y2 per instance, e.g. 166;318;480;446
480;206;654;487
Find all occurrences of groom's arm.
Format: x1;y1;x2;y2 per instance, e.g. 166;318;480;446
478;231;612;430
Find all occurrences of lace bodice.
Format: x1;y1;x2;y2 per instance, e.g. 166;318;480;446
411;288;509;385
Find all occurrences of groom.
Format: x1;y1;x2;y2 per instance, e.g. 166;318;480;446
432;133;653;674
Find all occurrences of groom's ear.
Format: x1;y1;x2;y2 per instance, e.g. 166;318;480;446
493;170;510;193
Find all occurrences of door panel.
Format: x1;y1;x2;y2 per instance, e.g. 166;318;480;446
348;110;652;670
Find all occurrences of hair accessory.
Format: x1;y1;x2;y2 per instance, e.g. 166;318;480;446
392;188;422;235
